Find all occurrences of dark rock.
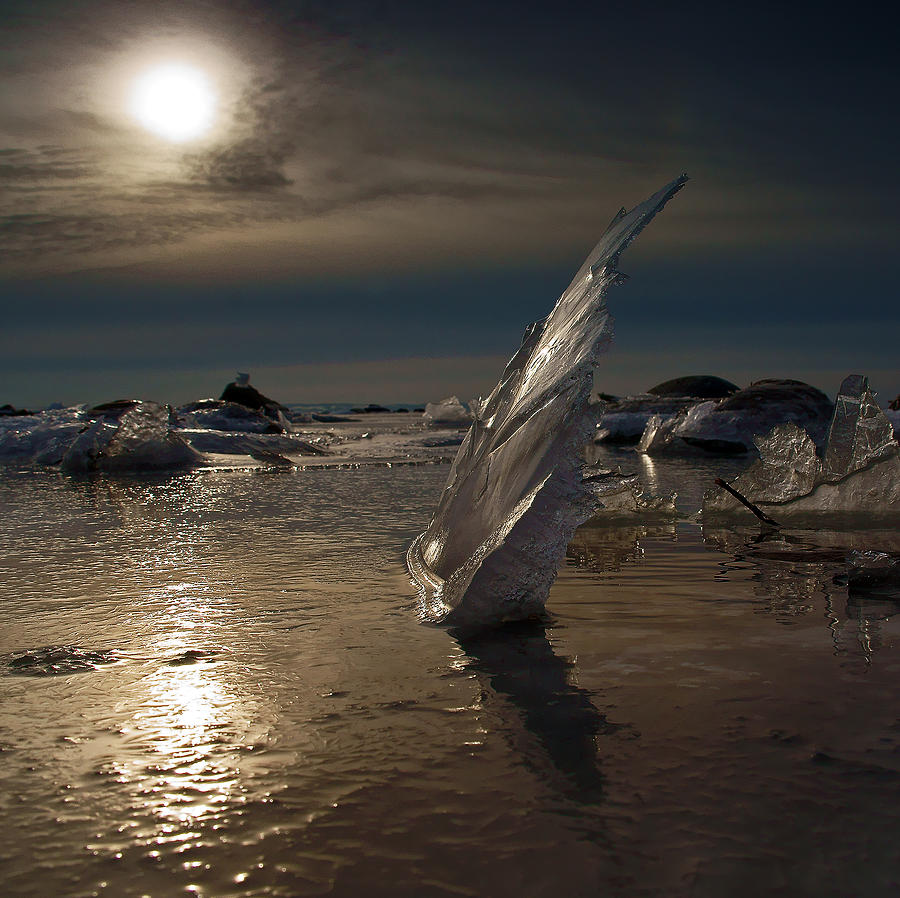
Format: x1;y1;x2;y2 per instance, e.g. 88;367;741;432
646;375;740;399
220;382;287;417
394;408;410;413
350;404;392;414
890;395;900;412
680;436;749;455
0;404;31;416
178;399;223;413
167;649;214;666
87;399;141;419
7;645;118;676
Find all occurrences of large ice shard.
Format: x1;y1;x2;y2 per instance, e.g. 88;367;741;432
703;375;900;522
407;175;688;629
822;374;896;479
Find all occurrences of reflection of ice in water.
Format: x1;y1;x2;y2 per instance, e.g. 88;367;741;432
638;453;660;495
701;525;900;666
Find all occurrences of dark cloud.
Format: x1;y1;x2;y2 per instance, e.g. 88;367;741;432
0;0;898;407
3;0;897;275
189;138;294;190
0;146;92;181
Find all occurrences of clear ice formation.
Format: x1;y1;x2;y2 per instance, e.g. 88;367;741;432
61;402;202;472
583;469;677;519
636;380;834;456
702;375;900;522
423;396;473;426
407;175;688;629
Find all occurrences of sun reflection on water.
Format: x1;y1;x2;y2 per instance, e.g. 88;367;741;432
124;659;243;831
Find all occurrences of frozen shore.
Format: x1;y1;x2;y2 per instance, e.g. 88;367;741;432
0;403;469;472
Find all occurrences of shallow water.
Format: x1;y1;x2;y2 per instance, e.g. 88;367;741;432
2;459;899;897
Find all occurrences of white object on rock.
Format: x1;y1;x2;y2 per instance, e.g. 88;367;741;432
407;175;688;630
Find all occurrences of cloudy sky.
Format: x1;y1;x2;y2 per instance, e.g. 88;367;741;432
2;0;898;407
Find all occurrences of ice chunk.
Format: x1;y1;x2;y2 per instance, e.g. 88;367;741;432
62;402;202;472
60;418;119;471
596;376;738;445
584;468;677;519
0;406;87;466
594;400;683;443
704;422;822;509
179;429;329;457
407;175;688;629
703;375;900;522
822;375;895;479
422;396;472;426
640;380;833;456
175;400;286;433
636;401;718;454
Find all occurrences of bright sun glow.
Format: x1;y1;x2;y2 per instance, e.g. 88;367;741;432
130;63;216;142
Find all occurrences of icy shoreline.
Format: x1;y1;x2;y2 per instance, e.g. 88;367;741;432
0;404;469;473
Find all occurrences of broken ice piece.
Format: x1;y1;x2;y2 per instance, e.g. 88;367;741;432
703;375;900;522
423;396;472;426
823;375;896;479
407;175;688;630
583;468;677;519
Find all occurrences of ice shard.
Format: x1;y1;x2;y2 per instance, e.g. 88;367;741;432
407;175;688;629
703;375;900;522
822;374;896;479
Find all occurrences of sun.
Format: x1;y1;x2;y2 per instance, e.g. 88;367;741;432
130;62;216;142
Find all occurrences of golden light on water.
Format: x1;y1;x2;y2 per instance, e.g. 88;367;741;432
129;62;217;142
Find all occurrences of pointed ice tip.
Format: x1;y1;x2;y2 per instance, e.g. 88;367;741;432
408;176;687;628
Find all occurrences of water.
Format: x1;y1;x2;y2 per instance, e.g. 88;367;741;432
1;457;899;897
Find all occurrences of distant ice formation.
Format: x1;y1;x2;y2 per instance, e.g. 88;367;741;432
407;175;688;630
594;375;739;444
175;400;287;433
61;401;202;472
703;375;900;522
634;379;834;456
422;396;472;426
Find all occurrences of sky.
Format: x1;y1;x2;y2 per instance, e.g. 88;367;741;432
2;0;898;408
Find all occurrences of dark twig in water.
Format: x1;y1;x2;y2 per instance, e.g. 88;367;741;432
714;478;781;528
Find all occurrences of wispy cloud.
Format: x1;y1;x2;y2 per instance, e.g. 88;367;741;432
1;0;897;281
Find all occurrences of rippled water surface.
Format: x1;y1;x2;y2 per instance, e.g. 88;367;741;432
2;458;900;897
